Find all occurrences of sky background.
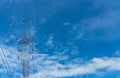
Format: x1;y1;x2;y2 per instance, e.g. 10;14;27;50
0;0;120;78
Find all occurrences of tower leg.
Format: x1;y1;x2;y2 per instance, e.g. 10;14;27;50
22;60;29;78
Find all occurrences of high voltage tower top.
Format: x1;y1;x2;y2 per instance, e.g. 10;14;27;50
18;33;34;78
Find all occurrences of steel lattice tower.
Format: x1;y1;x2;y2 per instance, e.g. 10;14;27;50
18;33;33;78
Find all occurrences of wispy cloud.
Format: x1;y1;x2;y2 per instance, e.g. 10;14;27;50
0;0;120;78
70;0;120;42
1;43;120;78
45;36;54;47
32;57;120;78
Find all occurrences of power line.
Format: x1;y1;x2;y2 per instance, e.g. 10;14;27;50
0;33;15;78
0;45;15;78
0;45;12;78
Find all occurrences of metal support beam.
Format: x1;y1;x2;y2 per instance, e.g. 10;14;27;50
18;33;33;78
22;60;29;78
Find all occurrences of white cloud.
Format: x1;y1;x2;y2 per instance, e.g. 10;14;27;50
63;22;69;26
115;51;120;56
30;57;120;78
1;44;120;78
69;0;120;41
0;44;21;77
27;27;36;38
46;36;54;47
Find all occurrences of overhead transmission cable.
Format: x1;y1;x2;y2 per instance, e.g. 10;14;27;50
0;33;15;78
0;45;15;78
0;45;12;78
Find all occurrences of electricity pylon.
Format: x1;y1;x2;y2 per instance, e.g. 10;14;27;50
18;33;33;78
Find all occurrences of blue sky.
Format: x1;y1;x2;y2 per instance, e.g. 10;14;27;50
0;0;120;78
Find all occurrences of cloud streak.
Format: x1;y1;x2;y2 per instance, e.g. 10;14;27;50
0;43;120;78
32;56;120;78
69;0;120;42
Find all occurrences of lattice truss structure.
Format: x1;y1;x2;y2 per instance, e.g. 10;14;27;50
18;33;34;78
